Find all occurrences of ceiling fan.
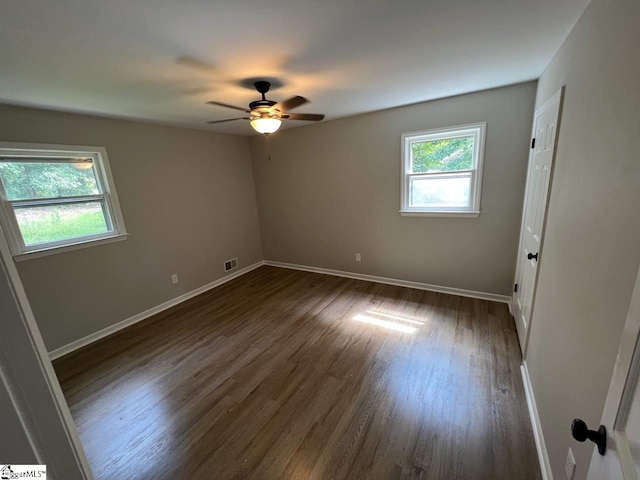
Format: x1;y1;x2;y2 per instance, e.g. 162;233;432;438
206;80;325;134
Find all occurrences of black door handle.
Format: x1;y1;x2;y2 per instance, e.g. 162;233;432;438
527;252;538;261
571;418;606;455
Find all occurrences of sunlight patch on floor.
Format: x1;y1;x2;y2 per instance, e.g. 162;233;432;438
366;310;425;325
352;309;424;334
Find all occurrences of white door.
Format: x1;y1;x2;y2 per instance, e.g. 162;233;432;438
512;87;564;352
587;267;640;479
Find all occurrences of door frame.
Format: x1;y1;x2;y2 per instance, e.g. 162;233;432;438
0;224;93;478
587;265;640;479
511;86;565;355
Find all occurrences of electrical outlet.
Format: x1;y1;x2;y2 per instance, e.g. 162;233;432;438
355;253;362;262
171;274;179;284
565;447;576;479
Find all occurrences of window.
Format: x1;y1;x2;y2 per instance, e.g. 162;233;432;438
0;143;127;258
400;123;486;217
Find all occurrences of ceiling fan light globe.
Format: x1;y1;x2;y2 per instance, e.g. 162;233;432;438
250;118;281;134
72;159;94;170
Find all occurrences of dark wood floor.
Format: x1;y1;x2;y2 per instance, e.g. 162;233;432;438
54;266;541;480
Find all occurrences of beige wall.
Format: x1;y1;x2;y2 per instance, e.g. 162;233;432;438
525;0;640;478
250;82;537;296
0;105;263;352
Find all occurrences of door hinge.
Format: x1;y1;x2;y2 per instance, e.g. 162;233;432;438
531;138;536;149
514;283;519;293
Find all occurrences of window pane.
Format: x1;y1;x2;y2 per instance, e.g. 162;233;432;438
0;161;99;200
14;201;110;246
411;135;474;173
410;174;471;208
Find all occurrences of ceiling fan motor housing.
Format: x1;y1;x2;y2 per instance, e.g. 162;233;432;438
250;81;277;113
249;99;277;111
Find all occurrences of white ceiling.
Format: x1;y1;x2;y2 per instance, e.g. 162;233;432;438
1;0;589;135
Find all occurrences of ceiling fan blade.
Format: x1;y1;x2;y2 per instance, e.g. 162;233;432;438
207;117;250;124
281;113;325;121
272;96;308;112
206;101;251;113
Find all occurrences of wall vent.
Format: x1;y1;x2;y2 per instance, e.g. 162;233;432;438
224;258;238;272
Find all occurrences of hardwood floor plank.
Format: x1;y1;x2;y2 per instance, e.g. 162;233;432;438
54;266;541;480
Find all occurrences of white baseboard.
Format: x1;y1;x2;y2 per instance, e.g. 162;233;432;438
264;260;511;304
521;361;553;480
49;260;265;360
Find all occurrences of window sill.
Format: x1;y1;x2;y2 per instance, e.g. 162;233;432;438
399;211;481;218
13;233;129;261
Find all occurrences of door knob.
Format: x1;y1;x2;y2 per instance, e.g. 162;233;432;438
571;418;606;455
527;252;539;261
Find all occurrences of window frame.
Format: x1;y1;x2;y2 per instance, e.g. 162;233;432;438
0;142;128;260
400;122;486;217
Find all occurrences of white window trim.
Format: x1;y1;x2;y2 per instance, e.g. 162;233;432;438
400;122;486;217
0;142;128;259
